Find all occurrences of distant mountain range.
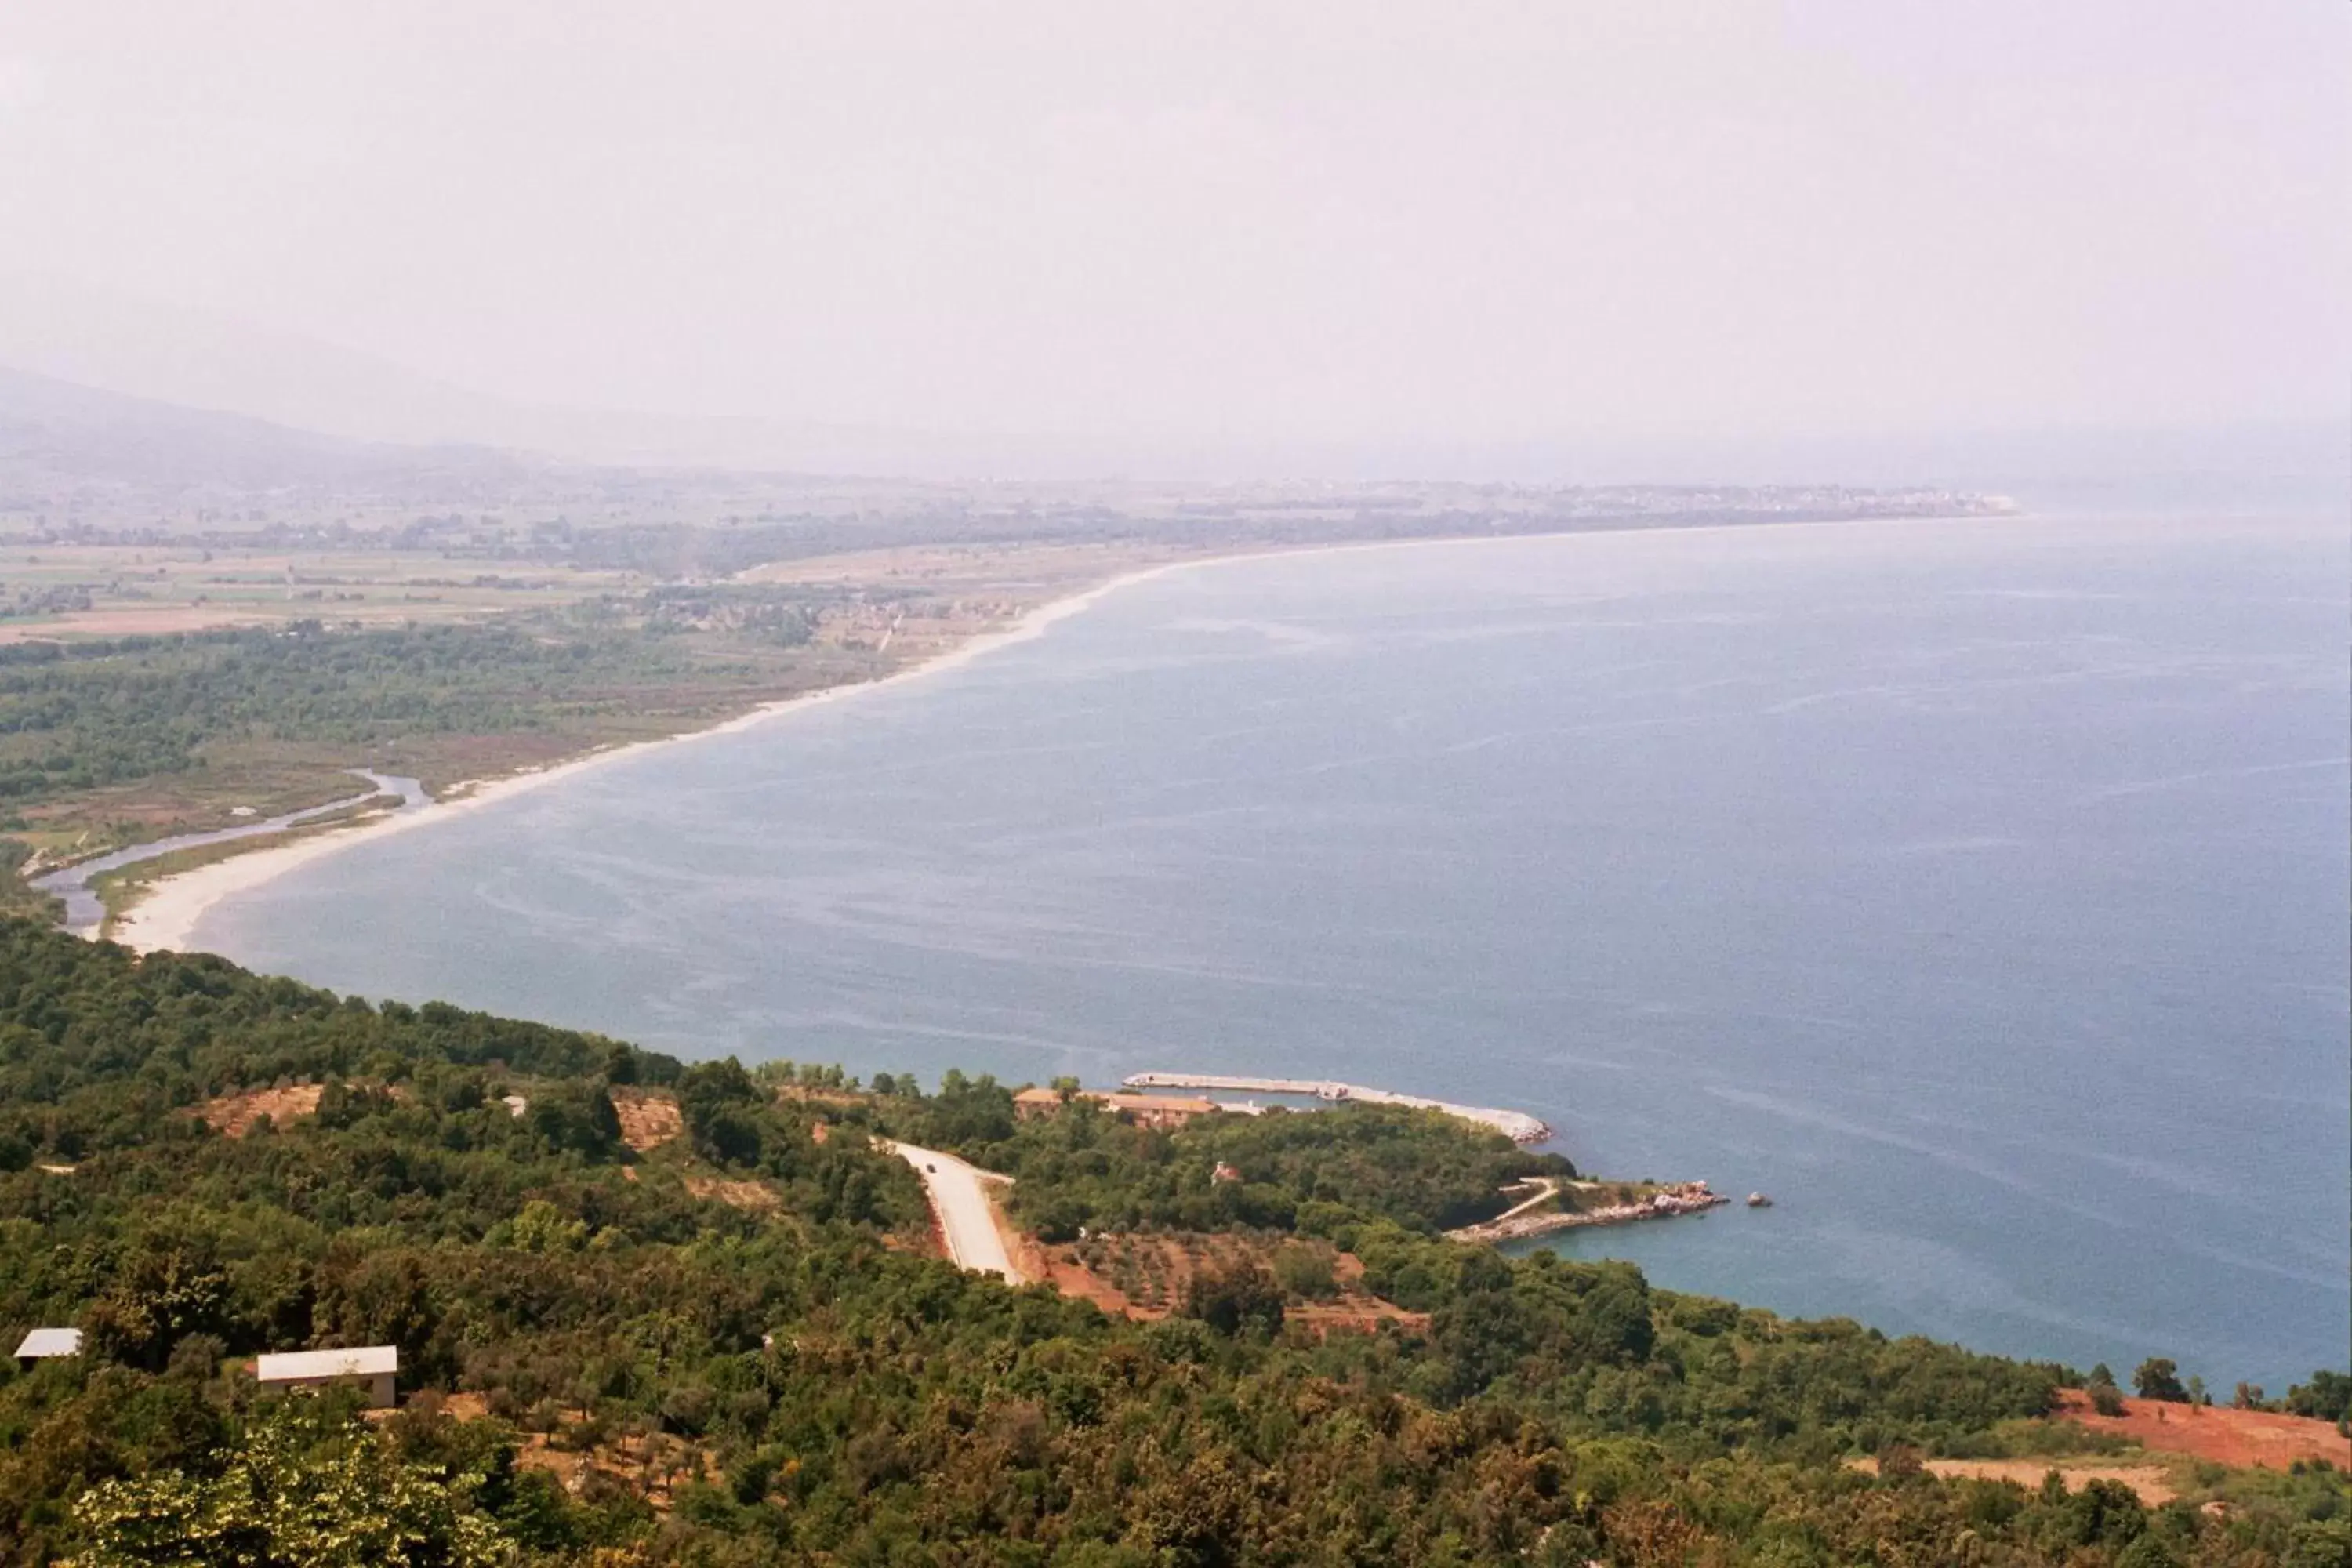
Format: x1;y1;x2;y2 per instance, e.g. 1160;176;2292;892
0;277;2340;492
0;364;546;503
0;276;1036;481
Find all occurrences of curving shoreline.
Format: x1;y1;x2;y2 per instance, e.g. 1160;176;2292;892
96;514;2011;956
102;557;1201;955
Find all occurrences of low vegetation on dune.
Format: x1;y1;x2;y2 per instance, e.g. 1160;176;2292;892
0;599;877;887
0;918;2341;1565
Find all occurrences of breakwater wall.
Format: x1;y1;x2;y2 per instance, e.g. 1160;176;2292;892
1120;1072;1552;1144
1447;1181;1728;1243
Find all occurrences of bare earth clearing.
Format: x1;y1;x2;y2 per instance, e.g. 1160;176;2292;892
608;1088;683;1152
192;1083;323;1138
2054;1389;2350;1472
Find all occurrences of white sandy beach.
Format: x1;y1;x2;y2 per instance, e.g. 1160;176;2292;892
103;557;1200;955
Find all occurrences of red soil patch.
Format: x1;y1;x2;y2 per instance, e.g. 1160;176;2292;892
1034;1246;1127;1313
194;1083;323;1137
608;1087;683;1152
2055;1390;2350;1472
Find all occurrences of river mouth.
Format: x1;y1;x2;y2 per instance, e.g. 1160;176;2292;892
33;770;430;935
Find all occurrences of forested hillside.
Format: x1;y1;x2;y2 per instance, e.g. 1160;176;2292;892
0;615;830;806
0;920;2341;1566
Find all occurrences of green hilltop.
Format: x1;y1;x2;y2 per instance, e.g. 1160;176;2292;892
0;918;2341;1566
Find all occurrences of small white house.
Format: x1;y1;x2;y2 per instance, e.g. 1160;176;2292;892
13;1327;82;1363
254;1346;398;1408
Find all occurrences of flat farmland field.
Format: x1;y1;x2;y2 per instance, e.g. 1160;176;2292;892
0;544;643;641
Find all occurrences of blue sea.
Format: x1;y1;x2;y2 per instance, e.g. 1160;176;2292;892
194;505;2350;1391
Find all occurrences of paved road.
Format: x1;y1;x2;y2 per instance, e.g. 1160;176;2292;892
887;1141;1020;1281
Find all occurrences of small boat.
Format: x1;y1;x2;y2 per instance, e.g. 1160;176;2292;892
1747;1192;1773;1208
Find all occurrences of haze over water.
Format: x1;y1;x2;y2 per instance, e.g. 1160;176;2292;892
198;506;2349;1389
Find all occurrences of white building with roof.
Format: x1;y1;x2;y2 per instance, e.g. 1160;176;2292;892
253;1346;398;1407
13;1327;82;1362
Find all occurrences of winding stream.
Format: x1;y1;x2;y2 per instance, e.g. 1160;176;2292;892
34;771;430;936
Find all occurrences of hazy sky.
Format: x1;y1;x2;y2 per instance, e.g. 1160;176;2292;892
1;2;2343;450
